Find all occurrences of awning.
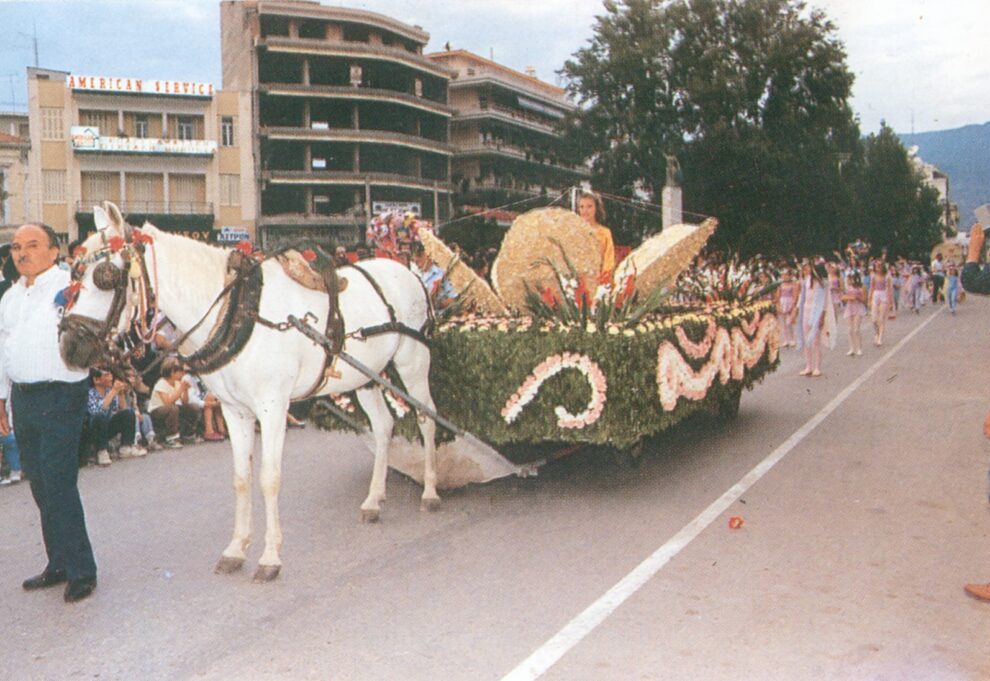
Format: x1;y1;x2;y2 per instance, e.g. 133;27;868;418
516;95;565;120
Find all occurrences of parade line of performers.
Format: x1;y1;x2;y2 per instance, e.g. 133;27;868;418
1;205;988;605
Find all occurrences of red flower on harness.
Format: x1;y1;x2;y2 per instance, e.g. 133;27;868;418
131;229;154;245
58;281;84;310
72;245;87;258
235;240;254;256
107;236;125;253
302;249;317;262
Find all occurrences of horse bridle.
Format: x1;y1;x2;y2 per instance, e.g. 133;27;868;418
58;228;154;366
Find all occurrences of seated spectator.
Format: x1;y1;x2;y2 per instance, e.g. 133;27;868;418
148;357;200;449
0;400;21;485
86;367;146;466
183;371;226;442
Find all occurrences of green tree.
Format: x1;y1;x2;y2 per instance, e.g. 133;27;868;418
560;0;860;254
854;123;942;259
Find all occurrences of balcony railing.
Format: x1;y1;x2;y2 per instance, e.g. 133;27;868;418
259;83;452;115
455;140;590;176
76;201;214;215
70;130;217;157
264;170;452;193
262;126;454;154
261;36;452;79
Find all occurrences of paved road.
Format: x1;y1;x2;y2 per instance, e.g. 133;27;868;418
1;298;988;681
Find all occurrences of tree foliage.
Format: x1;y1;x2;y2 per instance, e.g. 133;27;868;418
560;0;940;259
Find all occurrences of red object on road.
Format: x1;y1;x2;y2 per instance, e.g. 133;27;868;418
728;516;744;529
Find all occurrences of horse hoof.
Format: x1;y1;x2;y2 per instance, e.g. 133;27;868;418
360;508;380;523
252;565;281;582
214;556;245;574
420;497;441;513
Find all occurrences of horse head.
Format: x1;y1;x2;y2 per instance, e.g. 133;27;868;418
58;201;143;370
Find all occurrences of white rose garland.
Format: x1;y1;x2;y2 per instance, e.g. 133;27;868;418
501;352;608;429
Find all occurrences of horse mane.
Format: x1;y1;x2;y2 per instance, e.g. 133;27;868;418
141;222;229;288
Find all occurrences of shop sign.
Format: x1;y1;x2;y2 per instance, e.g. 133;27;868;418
371;201;421;217
70;127;217;156
69;74;215;97
217;226;251;243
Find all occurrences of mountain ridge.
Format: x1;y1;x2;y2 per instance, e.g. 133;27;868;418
898;121;990;229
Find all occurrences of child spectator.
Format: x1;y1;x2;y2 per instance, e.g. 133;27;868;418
148;357;200;449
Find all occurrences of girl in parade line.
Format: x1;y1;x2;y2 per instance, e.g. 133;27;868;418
775;267;800;347
842;271;867;356
796;262;837;377
869;262;894;346
827;262;843;319
890;265;903;318
946;264;960;314
908;265;923;313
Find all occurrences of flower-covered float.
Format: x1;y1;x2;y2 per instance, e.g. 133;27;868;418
315;208;780;487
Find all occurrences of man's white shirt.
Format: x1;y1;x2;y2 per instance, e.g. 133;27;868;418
0;266;89;399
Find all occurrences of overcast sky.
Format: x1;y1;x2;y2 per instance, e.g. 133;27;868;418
0;0;986;134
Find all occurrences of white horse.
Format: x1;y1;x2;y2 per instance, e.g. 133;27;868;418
59;202;440;581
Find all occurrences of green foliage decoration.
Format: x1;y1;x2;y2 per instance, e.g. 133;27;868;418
313;301;779;457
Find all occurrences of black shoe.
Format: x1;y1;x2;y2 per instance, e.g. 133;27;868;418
63;577;97;603
22;569;67;590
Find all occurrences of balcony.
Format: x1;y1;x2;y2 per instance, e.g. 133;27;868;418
76;200;214;215
261;37;452;80
452;102;560;136
259;83;452;117
264;170;452;193
262;126;454;155
258;211;367;228
455;140;590;177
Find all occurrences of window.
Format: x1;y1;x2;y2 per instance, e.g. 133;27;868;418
79;110;116;133
82;172;115;204
135;115;149;139
170;174;205;208
221;116;235;146
177;116;195;141
128;173;157;210
42;170;66;203
41;108;64;140
220;174;240;206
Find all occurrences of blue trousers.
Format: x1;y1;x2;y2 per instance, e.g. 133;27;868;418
86;409;136;452
11;380;96;580
0;431;19;472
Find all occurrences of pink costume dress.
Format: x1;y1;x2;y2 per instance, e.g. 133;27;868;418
843;286;866;318
778;282;796;316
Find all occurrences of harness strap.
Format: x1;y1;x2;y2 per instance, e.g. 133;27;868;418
347;321;431;347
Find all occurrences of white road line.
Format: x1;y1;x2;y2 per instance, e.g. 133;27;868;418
500;308;943;681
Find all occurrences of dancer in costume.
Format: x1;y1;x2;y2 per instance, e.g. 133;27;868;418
775;268;800;348
842;271;867;356
796;262;836;377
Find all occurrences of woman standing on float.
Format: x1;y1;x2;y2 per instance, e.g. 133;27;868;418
796;262;837;377
577;192;615;280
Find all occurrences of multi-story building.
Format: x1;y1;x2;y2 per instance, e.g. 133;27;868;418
24;67;251;245
909;146;958;234
221;0;455;248
0;111;30;229
428;50;588;219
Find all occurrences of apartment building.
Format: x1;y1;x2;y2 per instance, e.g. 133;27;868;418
428;50;588;218
25;67;251;244
221;0;455;248
0;112;30;228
